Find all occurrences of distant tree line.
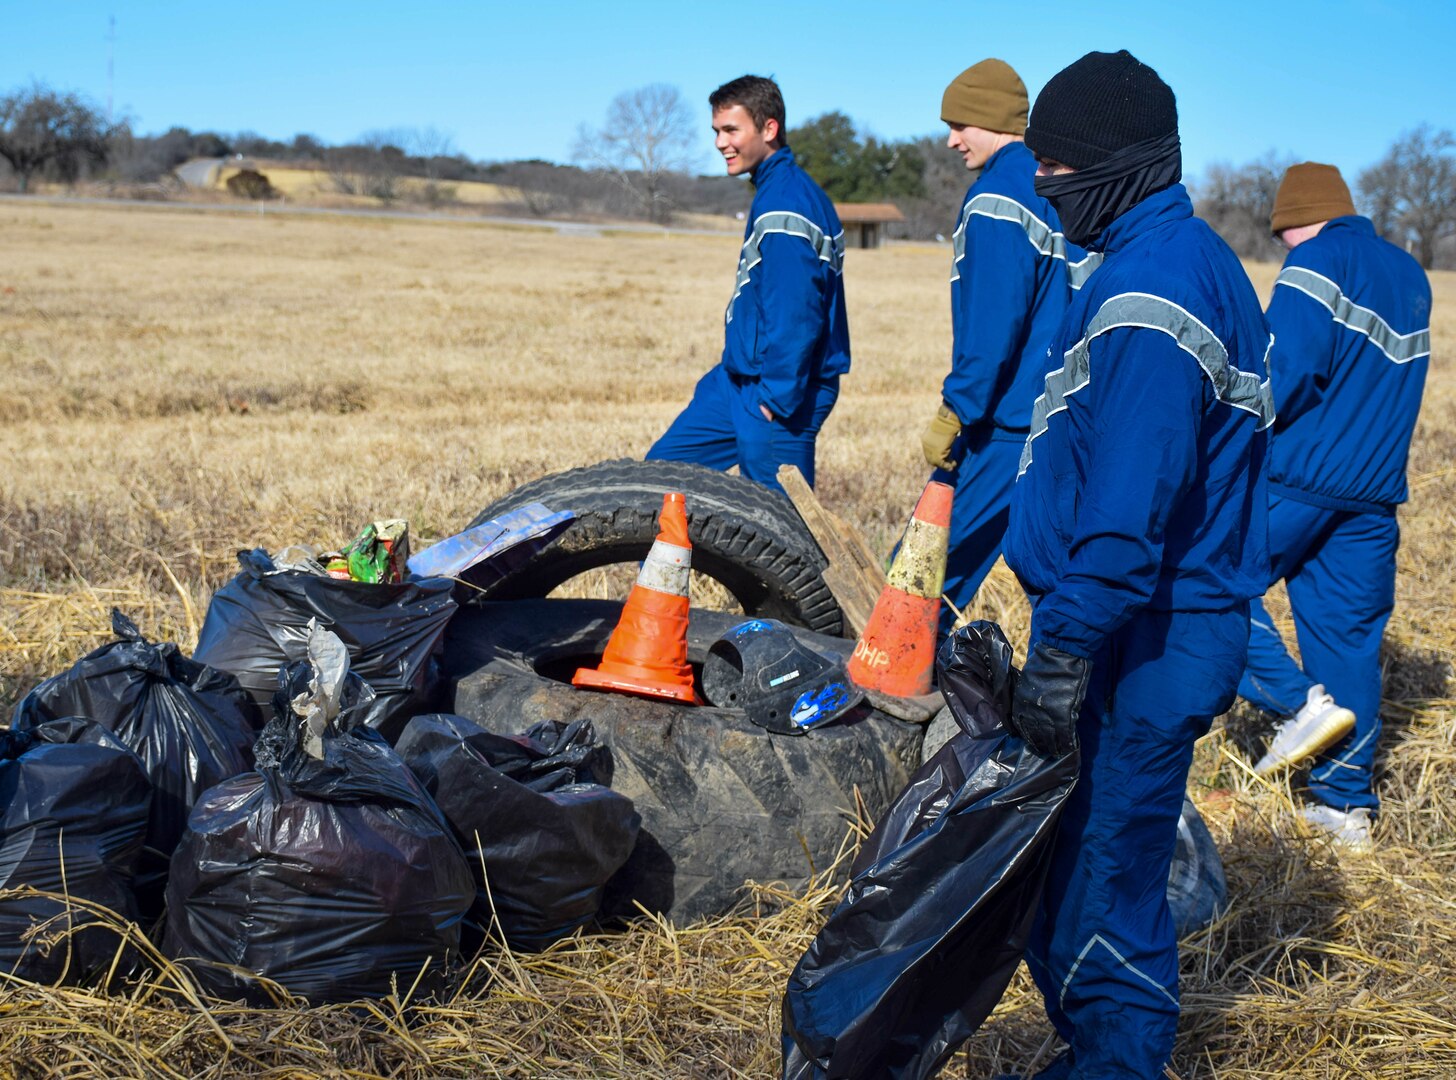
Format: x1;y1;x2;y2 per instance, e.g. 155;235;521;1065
793;114;1455;269
3;79;1452;265
1190;126;1456;269
0;81;752;221
500;83;1456;265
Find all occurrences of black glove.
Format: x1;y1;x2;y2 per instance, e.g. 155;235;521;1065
1009;642;1090;758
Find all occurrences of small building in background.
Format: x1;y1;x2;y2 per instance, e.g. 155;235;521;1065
174;157;227;189
834;203;905;249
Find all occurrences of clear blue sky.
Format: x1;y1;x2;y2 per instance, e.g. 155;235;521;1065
4;0;1452;184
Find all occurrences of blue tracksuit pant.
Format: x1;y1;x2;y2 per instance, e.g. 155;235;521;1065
646;364;839;493
1238;490;1397;814
931;428;1024;631
1026;607;1247;1080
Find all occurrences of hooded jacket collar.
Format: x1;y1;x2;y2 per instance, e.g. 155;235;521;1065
751;145;796;186
981;140;1029;179
1323;214;1375;239
1097;183;1193;255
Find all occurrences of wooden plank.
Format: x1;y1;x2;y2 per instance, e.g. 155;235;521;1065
777;465;887;638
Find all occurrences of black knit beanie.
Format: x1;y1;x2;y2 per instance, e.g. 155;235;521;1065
1026;50;1178;170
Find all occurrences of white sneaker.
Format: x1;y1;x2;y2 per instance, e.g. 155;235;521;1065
1253;684;1356;776
1298;804;1374;853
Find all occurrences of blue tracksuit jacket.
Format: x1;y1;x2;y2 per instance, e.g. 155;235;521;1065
722;146;851;420
1265;215;1431;511
942;141;1099;433
932;143;1098;620
1238;216;1430;815
648;146;848;491
1006;184;1274;1078
1006;184;1274;659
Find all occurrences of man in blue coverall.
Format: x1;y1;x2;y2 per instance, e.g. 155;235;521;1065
919;59;1098;626
998;52;1273;1079
646;75;850;493
1237;162;1431;852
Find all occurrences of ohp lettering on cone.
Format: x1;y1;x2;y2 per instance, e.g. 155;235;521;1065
847;481;953;697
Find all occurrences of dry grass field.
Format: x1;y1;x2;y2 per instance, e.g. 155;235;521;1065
188;165;735;230
217;164;518;205
0;199;1452;1078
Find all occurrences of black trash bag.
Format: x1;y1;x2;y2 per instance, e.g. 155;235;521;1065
163;650;474;1004
12;610;258;918
782;622;1080;1080
194;548;457;740
396;713;641;953
0;717;152;984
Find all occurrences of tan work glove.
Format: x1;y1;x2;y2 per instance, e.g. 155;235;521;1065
921;402;963;471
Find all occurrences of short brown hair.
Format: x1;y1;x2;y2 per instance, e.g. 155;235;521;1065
709;75;788;146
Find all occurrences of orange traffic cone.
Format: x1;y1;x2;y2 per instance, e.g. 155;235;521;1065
573;492;697;704
846;479;953;697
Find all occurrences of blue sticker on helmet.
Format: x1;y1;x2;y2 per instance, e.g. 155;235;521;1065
791;681;854;729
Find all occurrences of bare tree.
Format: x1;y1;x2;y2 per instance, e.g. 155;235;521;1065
0;83;111;192
1191;152;1295;262
494;160;594;217
326;130;407;202
1358;125;1456;270
574;84;699;223
401;126;459;207
406;126;457;180
1358;155;1402;239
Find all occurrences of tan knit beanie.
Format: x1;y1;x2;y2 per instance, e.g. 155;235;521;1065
941;59;1028;135
1271;162;1356;234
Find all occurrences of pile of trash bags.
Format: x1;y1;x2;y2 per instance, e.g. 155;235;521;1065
0;509;645;1002
0;508;1226;1022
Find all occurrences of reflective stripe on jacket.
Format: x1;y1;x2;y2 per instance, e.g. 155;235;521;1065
942;142;1101;433
722;147;851;419
1004;184;1273;659
1266;215;1431;510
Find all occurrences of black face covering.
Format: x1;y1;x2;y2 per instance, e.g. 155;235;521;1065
1034;132;1182;248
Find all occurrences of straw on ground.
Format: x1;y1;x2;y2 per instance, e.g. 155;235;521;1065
1;201;1453;1078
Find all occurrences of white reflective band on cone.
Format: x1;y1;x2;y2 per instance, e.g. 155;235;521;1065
886;519;949;600
637;540;691;596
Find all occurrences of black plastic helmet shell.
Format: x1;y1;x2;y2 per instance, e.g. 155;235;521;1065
701;619;864;735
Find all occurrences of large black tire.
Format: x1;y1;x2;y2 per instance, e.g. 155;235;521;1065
441;599;924;924
467;459;845;636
